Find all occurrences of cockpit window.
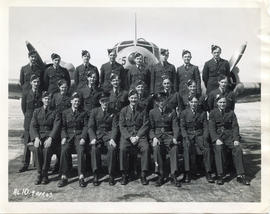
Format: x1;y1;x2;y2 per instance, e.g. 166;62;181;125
120;41;134;45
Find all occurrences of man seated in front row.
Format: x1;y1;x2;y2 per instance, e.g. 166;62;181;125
57;92;89;188
88;92;119;186
30;91;61;185
119;89;150;185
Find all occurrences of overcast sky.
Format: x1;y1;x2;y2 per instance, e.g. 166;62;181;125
9;7;260;82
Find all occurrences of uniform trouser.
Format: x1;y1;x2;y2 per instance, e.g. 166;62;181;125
183;136;211;173
153;134;179;175
59;137;86;176
51;139;61;169
89;141;117;175
22;130;35;167
120;137;150;173
34;138;52;176
213;143;245;176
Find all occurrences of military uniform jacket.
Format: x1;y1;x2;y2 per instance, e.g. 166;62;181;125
30;107;61;141
163;90;179;110
43;65;71;94
21;89;43;130
137;93;154;113
100;61;127;90
119;105;149;139
150;62;176;94
202;58;230;94
78;85;102;113
88;107;119;142
74;63;99;90
180;108;208;140
176;64;201;96
108;89;129;113
127;64;150;89
20;63;44;93
207;88;236;111
61;108;88;142
51;92;71;114
209;108;240;143
149;107;179;139
178;93;208;111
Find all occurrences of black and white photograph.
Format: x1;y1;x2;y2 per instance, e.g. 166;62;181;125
2;0;270;213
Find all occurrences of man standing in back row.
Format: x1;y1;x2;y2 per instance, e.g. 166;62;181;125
150;48;176;94
100;48;127;92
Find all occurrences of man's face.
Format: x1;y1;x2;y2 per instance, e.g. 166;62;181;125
128;94;138;106
29;54;37;64
59;83;68;95
87;73;97;85
135;84;144;95
217;98;226;110
162;79;171;91
182;53;191;64
42;96;51;107
156;99;165;109
109;52;117;62
212;48;221;60
219;78;228;90
111;77;120;88
135;56;143;66
31;78;40;90
71;98;80;109
82;53;90;64
188;82;197;94
53;57;61;67
100;99;109;110
189;97;198;110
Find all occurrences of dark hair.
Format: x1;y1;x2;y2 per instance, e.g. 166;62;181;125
218;74;228;82
86;70;97;77
187;79;196;87
211;45;221;53
182;49;191;57
81;50;89;57
128;89;138;97
57;79;68;87
188;94;199;102
215;94;226;102
110;73;120;81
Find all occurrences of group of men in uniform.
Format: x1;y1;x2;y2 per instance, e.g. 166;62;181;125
18;45;250;188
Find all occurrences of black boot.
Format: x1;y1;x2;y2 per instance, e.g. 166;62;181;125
34;173;42;185
171;174;181;187
183;172;191;183
109;175;115;186
216;175;224;185
93;173;99;186
237;174;250;185
121;173;128;185
155;175;164;187
140;171;148;185
205;172;215;183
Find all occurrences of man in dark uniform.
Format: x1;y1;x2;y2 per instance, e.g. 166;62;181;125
100;49;127;92
20;50;44;93
119;89;150;185
88;93;119;186
50;79;71;173
202;45;231;94
127;52;150;89
160;76;178;110
78;70;102;116
57;92;89;188
175;50;201;96
207;74;236;111
132;79;154;113
18;74;43;173
43;53;71;94
150;48;176;94
180;95;214;183
209;95;250;185
149;92;181;187
30;91;61;184
108;74;129;113
74;50;99;90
